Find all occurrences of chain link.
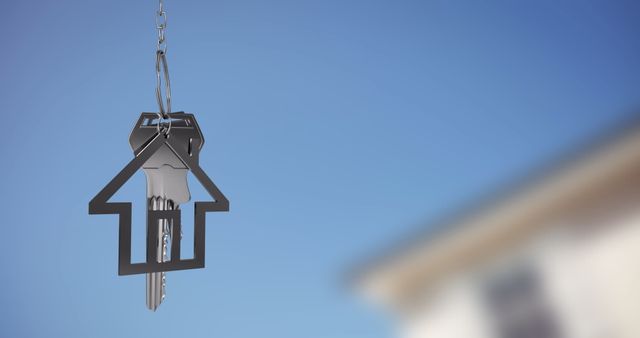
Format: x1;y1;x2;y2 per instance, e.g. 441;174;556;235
155;0;172;133
156;0;168;53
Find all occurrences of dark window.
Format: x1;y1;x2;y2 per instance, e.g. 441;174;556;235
483;264;561;338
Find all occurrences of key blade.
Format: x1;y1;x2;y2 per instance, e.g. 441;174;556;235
146;197;175;311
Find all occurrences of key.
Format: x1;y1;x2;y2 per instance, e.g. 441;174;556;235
129;113;204;311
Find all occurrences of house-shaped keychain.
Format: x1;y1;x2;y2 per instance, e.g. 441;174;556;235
89;112;229;309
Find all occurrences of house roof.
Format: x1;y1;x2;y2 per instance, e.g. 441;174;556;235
352;112;640;309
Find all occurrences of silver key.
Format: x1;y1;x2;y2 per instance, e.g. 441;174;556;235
130;115;197;311
144;154;190;310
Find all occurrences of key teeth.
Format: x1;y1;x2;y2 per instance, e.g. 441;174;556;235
146;196;174;312
146;271;166;311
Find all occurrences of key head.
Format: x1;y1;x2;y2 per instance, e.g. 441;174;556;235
129;112;205;166
129;112;205;204
143;166;190;204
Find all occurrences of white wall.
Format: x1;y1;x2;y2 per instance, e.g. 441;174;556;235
400;273;493;338
540;206;640;338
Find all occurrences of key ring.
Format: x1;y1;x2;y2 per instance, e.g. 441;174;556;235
156;49;172;135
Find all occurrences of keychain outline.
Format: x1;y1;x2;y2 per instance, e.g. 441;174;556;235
89;112;229;275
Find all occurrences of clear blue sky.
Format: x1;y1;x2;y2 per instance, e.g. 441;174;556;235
1;1;639;337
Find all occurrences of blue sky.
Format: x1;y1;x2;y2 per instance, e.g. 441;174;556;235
1;1;639;337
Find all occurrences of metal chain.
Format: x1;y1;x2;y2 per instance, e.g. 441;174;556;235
155;0;172;133
156;0;168;54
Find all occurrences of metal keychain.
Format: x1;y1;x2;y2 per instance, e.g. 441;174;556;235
89;0;229;311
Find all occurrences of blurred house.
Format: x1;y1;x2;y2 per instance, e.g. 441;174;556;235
355;118;640;338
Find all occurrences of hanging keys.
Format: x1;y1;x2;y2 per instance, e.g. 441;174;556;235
89;0;230;311
89;111;229;310
130;113;201;311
